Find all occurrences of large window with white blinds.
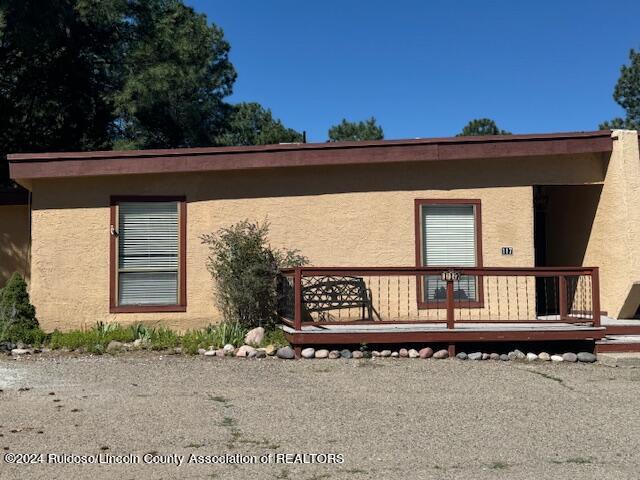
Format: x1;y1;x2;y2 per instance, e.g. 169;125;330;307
117;201;180;306
419;202;480;304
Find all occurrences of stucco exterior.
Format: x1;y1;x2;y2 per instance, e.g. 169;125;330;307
14;130;640;330
0;204;30;286
27;157;550;331
582;130;640;318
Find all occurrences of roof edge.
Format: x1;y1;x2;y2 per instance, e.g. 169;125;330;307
7;130;612;162
8;130;614;181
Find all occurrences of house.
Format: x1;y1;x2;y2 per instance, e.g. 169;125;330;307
6;129;640;352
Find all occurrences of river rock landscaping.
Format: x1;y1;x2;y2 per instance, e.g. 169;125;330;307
3;337;601;364
181;344;602;365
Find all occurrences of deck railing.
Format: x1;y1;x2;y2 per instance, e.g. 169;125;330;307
277;267;601;330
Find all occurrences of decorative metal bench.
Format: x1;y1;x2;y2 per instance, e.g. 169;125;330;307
301;275;378;321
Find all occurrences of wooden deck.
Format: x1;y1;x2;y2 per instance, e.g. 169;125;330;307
282;322;606;347
277;266;603;355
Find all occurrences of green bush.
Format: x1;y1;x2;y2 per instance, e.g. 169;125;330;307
0;325;47;345
1;272;37;329
201;220;307;329
0;272;40;343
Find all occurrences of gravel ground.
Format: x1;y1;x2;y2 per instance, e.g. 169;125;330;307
1;353;639;480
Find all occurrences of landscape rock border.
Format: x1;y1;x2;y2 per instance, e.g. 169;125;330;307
4;340;599;364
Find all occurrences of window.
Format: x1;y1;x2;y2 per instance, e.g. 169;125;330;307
415;199;483;307
110;197;186;313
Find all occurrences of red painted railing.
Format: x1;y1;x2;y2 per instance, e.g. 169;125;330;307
277;267;601;330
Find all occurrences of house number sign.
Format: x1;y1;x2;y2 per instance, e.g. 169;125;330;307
501;247;513;256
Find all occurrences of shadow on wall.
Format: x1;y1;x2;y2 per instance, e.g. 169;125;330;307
29;152;609;211
0;230;29;287
539;184;604;267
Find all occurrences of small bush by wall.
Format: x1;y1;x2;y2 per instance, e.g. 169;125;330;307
0;272;41;342
201;220;307;329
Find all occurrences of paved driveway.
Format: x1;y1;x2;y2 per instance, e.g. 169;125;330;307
1;354;639;479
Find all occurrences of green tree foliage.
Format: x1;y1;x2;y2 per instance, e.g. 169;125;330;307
215;102;303;146
328;117;384;142
0;0;306;184
113;0;236;149
458;118;511;136
600;49;640;130
0;272;38;331
201;220;307;329
0;0;127;185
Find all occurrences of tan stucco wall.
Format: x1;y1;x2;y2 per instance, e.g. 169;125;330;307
582;130;640;318
30;155;577;331
0;204;30;286
26;149;615;331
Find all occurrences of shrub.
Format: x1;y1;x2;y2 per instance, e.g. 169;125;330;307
0;325;47;345
201;220;307;329
0;272;37;329
0;272;40;342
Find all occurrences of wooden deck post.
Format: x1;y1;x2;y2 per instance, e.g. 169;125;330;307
591;267;601;328
294;267;302;331
558;275;568;320
446;279;455;330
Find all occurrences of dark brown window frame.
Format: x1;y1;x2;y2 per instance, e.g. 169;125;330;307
109;195;187;313
414;199;484;309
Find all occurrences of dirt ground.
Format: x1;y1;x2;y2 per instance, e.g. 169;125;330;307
1;353;639;480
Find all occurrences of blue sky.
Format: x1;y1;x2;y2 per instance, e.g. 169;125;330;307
188;0;640;142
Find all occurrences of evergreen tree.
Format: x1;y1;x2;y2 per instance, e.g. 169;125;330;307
600;49;640;130
113;0;236;148
328;117;384;142
458;118;511;136
215;103;303;146
0;272;37;331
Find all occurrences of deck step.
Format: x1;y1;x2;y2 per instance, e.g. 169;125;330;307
603;325;640;336
596;334;640;353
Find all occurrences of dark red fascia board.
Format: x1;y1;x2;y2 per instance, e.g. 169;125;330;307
7;130;613;180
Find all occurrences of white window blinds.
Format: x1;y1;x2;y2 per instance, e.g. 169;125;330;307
118;202;179;306
421;204;478;302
